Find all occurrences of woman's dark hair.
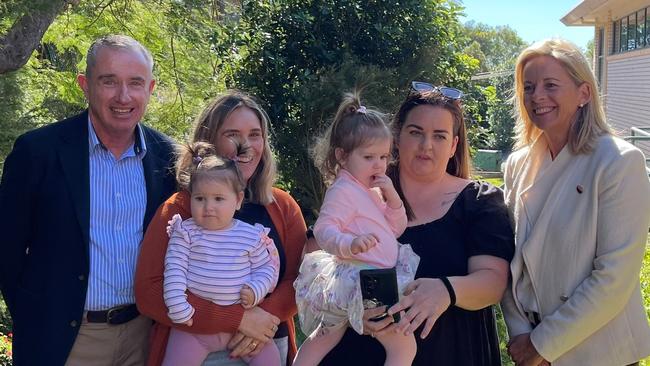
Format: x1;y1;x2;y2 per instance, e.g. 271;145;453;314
389;90;471;220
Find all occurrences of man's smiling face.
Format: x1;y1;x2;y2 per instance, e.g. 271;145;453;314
78;47;155;140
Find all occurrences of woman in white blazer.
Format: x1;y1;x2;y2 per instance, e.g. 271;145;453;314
501;38;650;366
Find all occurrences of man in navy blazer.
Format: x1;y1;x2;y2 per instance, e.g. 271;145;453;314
0;35;176;365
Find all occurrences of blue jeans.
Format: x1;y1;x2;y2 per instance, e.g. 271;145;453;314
201;337;289;366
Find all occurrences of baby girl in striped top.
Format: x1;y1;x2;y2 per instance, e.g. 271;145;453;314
162;142;281;366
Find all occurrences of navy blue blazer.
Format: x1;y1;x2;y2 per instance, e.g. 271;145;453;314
0;111;177;366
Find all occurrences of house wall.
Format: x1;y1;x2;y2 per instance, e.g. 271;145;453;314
605;48;650;155
591;7;650;157
594;20;610;100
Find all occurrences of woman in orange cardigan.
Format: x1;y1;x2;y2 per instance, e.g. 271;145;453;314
135;91;307;366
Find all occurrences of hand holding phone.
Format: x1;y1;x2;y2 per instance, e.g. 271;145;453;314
359;268;400;322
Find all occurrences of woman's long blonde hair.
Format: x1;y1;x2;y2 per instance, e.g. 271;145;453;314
176;90;277;205
512;38;611;153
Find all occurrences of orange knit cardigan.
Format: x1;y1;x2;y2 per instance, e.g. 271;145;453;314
135;188;306;366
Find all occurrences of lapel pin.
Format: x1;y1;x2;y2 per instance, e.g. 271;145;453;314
576;185;584;194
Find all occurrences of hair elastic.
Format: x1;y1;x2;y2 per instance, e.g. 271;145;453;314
357;106;367;114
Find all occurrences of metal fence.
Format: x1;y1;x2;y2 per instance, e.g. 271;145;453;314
624;126;650;176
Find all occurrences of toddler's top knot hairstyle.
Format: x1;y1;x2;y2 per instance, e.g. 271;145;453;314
177;141;246;195
311;91;392;183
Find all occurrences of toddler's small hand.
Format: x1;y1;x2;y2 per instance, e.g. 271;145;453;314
351;234;378;254
371;174;402;209
240;285;255;309
183;318;193;327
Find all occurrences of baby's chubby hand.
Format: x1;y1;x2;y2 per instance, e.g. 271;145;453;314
183;318;193;327
240;285;255;309
351;234;378;254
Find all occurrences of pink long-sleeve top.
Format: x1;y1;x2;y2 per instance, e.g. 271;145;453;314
314;169;407;268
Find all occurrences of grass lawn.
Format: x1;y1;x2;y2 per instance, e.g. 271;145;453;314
481;176;649;365
642;236;650;324
482;177;506;188
497;236;650;366
1;218;649;365
640;235;650;366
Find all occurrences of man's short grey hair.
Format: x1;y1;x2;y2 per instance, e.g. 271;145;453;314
85;35;154;77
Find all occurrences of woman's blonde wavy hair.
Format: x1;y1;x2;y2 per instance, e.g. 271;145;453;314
512;38;611;153
176;90;277;205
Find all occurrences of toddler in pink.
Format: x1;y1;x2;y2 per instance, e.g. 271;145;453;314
293;93;420;366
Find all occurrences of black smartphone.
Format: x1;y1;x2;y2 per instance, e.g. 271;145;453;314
359;268;400;322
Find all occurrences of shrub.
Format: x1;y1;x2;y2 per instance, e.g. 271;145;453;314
0;297;12;365
0;299;10;336
0;332;11;366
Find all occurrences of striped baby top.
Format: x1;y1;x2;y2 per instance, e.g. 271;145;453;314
163;214;280;324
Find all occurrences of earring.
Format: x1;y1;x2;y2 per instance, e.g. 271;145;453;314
579;103;584;108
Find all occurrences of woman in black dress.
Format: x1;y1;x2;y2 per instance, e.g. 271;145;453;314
320;83;515;365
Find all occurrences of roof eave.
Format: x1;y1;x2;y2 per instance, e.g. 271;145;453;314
561;0;610;26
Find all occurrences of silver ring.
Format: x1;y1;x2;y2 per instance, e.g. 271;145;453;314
250;341;258;348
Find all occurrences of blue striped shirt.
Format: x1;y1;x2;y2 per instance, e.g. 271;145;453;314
85;119;147;310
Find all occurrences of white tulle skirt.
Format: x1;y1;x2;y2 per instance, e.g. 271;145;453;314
294;244;419;336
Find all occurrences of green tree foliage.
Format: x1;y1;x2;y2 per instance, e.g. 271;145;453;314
0;0;79;74
462;21;527;72
460;21;527;153
1;0;481;218
584;38;594;69
0;0;240;163
232;0;479;219
484;79;516;152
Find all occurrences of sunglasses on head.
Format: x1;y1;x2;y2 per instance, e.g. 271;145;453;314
411;81;464;100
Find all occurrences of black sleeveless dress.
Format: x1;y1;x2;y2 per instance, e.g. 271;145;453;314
320;181;515;366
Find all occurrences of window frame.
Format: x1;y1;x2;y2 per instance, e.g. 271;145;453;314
612;6;650;54
646;8;650;47
621;16;628;53
597;27;604;87
637;9;646;48
628;12;637;50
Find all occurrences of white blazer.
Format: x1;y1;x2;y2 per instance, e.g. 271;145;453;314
501;134;650;366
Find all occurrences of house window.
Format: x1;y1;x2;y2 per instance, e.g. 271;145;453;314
646;9;650;46
620;17;628;53
628;13;637;49
638;9;646;47
597;27;604;88
613;20;619;53
612;6;650;53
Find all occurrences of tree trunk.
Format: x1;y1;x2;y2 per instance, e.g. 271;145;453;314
0;0;75;74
